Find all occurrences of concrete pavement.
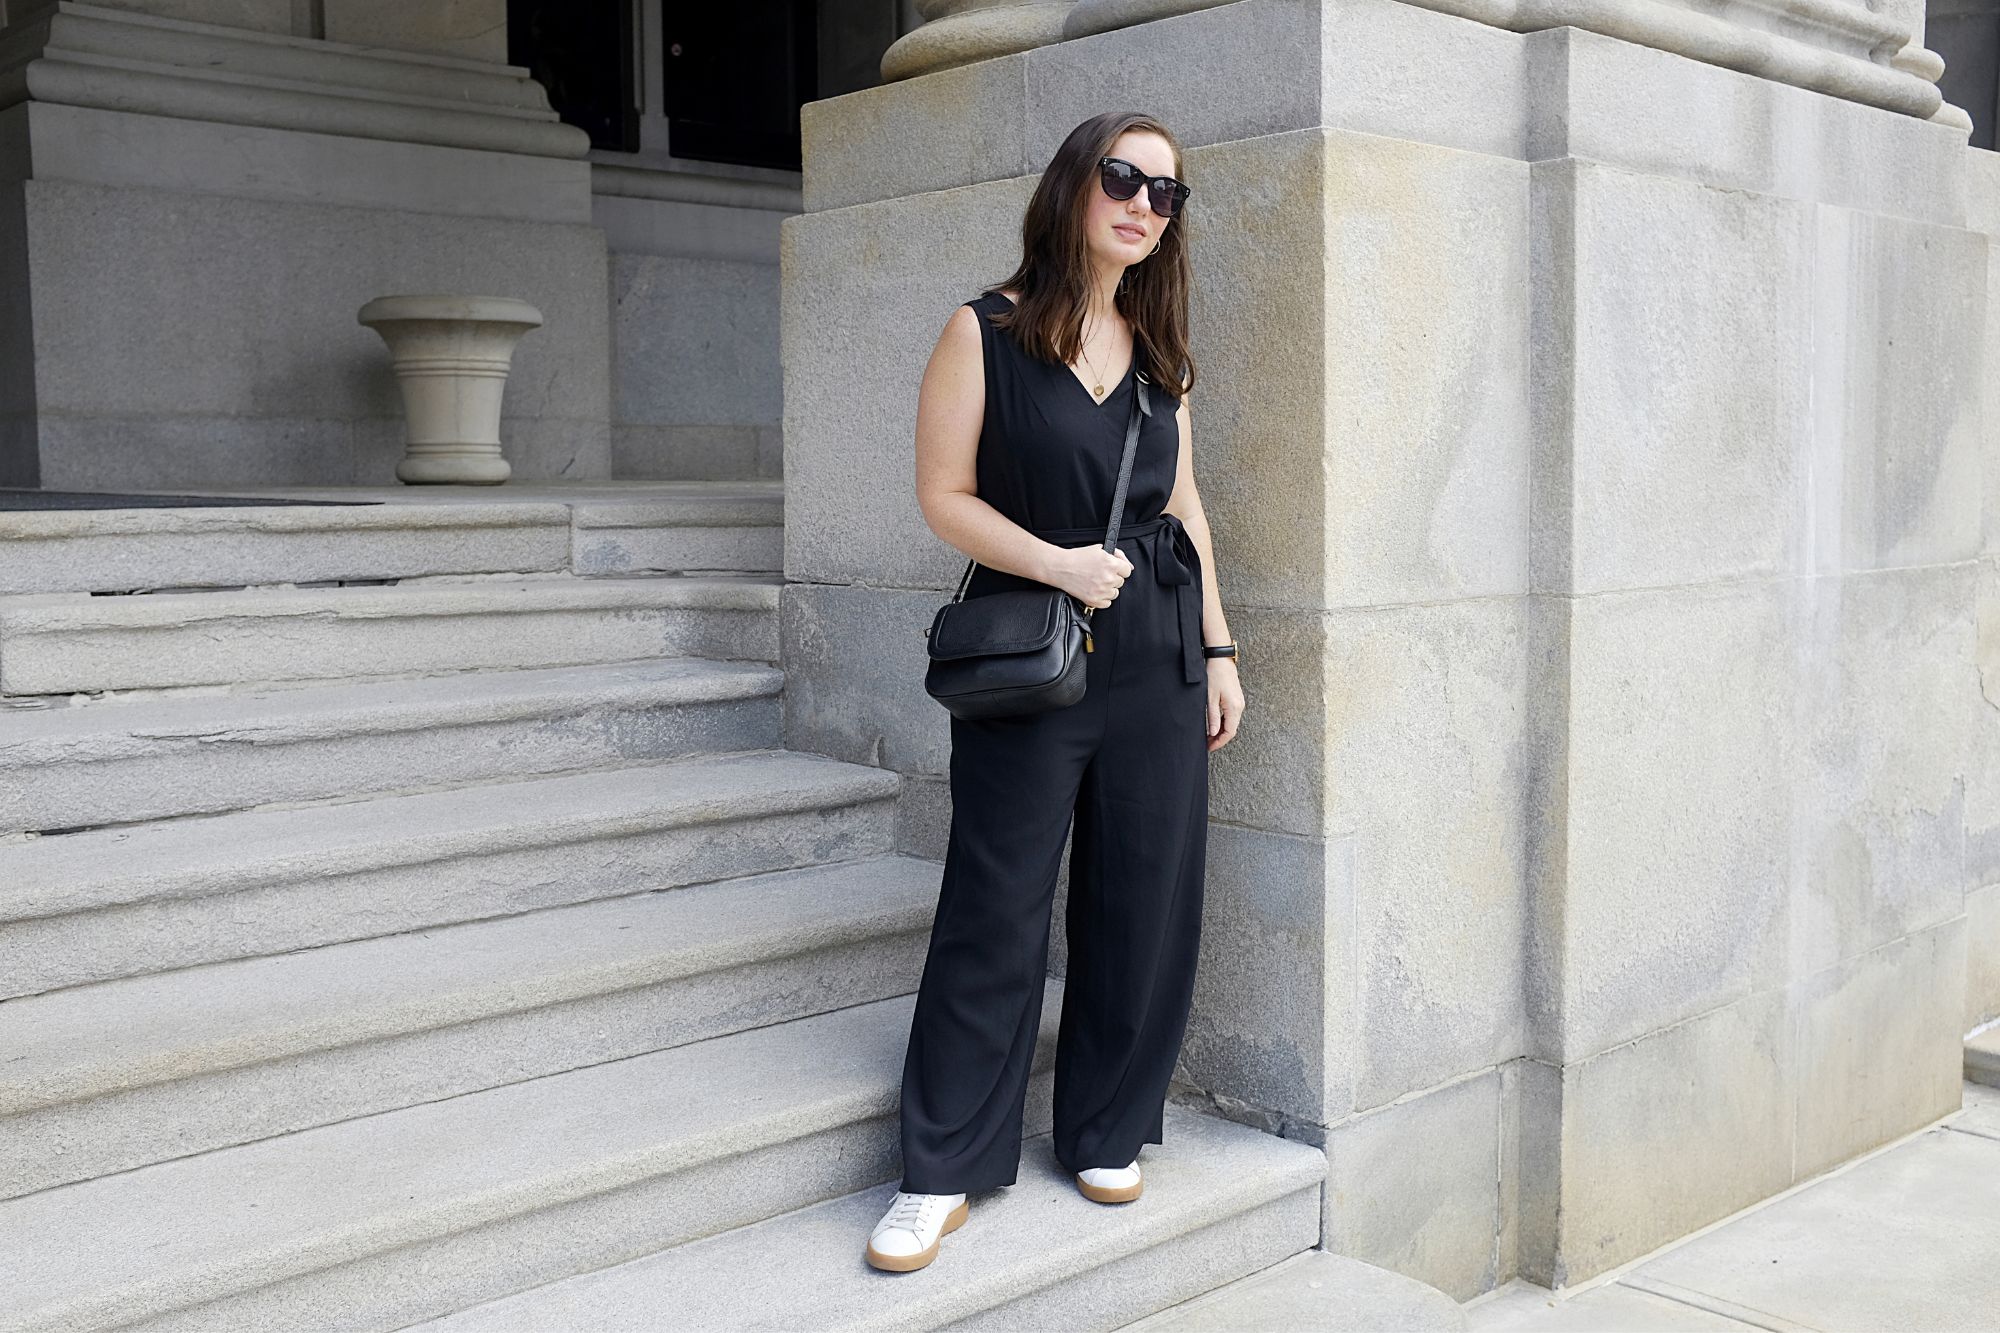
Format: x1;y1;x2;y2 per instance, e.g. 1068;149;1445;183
1466;1081;2000;1332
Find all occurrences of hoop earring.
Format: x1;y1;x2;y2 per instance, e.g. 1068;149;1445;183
1148;240;1161;257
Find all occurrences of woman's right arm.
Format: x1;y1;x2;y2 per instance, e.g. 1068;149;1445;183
913;305;1131;607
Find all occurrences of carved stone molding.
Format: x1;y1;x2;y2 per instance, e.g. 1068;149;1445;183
0;0;589;158
880;0;1075;82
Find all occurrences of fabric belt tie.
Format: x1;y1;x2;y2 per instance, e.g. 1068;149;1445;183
1027;512;1205;685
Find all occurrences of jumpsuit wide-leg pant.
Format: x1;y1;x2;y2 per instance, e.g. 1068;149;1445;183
898;512;1210;1195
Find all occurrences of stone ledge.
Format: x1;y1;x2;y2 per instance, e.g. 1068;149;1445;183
0;1;589;158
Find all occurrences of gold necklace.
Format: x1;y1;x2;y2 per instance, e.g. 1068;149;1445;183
1076;314;1121;400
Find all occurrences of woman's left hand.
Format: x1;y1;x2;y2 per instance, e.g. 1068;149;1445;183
1205;656;1243;751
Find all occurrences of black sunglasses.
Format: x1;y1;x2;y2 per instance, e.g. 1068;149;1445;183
1099;156;1190;218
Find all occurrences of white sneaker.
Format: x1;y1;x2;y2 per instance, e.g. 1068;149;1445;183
864;1189;969;1272
1075;1158;1142;1204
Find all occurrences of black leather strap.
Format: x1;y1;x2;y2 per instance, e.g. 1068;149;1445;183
1102;371;1151;553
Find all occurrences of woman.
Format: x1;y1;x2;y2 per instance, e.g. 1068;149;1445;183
865;111;1244;1273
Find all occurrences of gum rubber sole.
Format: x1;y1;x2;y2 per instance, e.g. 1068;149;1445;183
1075;1170;1143;1204
864;1196;970;1272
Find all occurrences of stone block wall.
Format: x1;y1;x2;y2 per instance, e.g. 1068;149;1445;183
596;185;790;482
1521;75;1985;1276
1964;149;2000;1039
0;1;612;488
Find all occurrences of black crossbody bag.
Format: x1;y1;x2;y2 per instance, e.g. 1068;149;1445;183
922;372;1152;721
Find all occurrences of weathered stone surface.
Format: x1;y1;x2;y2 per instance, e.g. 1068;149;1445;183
19;102;592;223
1126;1248;1469;1332
1202;604;1326;839
1321;137;1530;607
1969;883;2000;1032
1974;153;2000;558
21;178;610;489
1546;27;1964;227
780;174;1034;590
1323;1070;1505;1301
609;252;781;483
1793;564;1977;977
779;581;946;775
1547;987;1794;1284
0;577;781;694
1534;159;1813;596
1185;130;1531;612
1178;822;1344;1131
0;501;571;594
1023;1;1325;173
1541;582;1796;1062
1967;559;2000;900
395;1103;1324;1333
0;659;782;834
323;0;507;63
0;751;899;998
1806;208;1985;576
1791;916;1967;1178
1970;1028;2000;1088
0;986;1067;1333
1325;596;1528;1108
801;51;1029;215
73;0;292;34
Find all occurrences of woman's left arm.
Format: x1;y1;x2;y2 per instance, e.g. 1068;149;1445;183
1161;392;1243;751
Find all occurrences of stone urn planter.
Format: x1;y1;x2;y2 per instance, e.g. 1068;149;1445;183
357;295;544;485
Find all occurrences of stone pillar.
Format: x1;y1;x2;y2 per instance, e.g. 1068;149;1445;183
783;0;1985;1298
1169;0;1960;128
0;0;610;489
878;0;1074;80
1957;149;2000;1077
322;0;509;62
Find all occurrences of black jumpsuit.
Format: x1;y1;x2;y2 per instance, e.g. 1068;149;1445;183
898;290;1210;1194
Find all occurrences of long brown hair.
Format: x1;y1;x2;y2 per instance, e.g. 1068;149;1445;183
982;111;1196;404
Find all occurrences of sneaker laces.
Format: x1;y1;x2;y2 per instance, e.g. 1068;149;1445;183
884;1191;936;1231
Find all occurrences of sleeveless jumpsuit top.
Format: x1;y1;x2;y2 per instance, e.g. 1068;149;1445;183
959;290;1206;687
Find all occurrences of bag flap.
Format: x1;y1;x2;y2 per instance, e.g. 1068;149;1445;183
927;590;1069;660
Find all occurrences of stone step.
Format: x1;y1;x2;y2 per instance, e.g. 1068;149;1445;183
0;501;574;595
0;483;787;595
0;748;901;998
1116;1249;1469;1332
411;1105;1326;1333
0;657;783;835
1968;1027;2000;1089
0;575;782;696
0;850;945;1198
204;482;788;579
0;983;1062;1333
569;484;784;576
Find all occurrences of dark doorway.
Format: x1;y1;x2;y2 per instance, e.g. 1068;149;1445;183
507;0;642;152
1931;0;2000;150
662;0;818;170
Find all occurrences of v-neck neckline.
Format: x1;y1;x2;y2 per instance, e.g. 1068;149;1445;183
993;291;1134;412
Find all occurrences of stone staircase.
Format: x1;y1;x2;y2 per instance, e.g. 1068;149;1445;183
0;483;1360;1332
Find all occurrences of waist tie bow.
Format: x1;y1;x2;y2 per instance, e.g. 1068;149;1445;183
1024;512;1205;685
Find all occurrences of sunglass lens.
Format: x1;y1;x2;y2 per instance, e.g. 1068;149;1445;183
1101;159;1187;217
1100;160;1141;201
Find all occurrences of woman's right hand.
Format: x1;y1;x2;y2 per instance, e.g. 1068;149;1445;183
1048;544;1134;609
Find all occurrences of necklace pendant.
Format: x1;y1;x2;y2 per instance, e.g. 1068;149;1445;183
1093;383;1105;398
